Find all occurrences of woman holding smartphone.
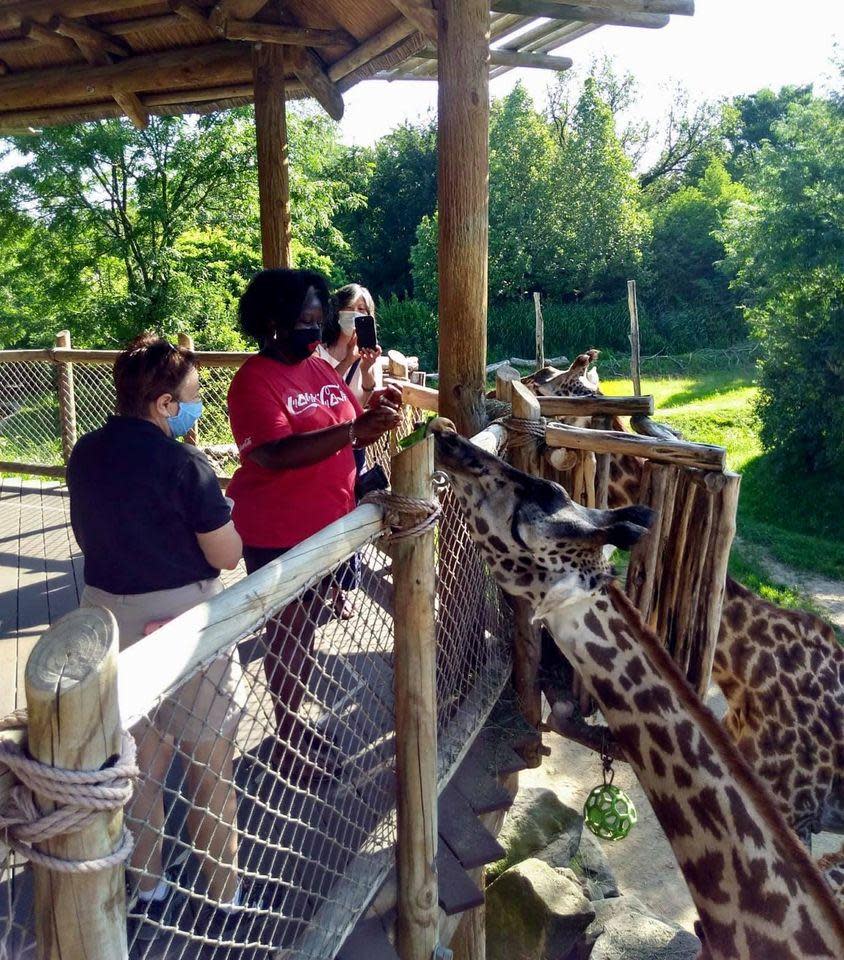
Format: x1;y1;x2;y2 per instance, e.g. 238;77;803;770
316;283;383;407
227;269;401;775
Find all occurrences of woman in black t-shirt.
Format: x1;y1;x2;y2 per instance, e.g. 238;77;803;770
67;334;246;941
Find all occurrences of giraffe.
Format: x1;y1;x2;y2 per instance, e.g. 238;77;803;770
431;425;844;958
524;348;844;849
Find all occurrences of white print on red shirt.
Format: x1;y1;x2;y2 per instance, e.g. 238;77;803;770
286;384;347;417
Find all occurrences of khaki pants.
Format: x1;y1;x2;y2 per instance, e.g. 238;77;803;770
82;580;245;745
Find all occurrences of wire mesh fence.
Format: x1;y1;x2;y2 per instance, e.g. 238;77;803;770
0;462;511;958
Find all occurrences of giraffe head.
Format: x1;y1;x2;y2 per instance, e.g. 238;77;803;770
432;426;652;611
527;349;601;398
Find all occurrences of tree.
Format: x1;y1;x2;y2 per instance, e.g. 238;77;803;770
725;84;814;176
722;92;844;470
338;119;437;299
1;107;359;348
647;157;748;343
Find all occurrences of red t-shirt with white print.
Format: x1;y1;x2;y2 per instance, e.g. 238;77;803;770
226;353;362;548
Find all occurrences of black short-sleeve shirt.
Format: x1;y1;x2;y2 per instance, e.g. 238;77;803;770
67;416;231;594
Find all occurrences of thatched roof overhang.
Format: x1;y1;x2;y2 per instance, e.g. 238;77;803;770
0;0;694;133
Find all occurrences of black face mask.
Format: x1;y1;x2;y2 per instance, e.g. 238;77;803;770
268;326;321;362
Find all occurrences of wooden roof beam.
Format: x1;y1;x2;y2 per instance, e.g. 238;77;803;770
489;1;671;28
327;17;418;82
225;19;352;48
388;0;438;44
418;46;573;71
48;15;130;59
0;42;252;111
169;0;210;30
20;19;78;56
0;1;154;32
288;46;344;121
571;0;693;13
113;90;148;129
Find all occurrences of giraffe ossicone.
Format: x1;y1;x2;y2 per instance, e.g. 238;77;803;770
431;425;844;960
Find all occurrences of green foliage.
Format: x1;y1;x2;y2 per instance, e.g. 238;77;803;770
337;120;437;299
411;83;649;307
647;158;749;342
375;294;438;368
722;92;844;472
725;84;814;176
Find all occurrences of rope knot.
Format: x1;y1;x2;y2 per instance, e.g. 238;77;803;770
362;490;442;543
500;415;548;453
0;721;138;874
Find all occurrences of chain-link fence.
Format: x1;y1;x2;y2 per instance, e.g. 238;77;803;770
0;453;511;958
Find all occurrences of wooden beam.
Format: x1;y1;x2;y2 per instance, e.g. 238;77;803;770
170;0;212;30
20;19;78;55
226;19;350;48
0;1;154;32
568;0;693;13
113;90;148;129
421;46;573;70
0;42;252;111
327;17;417;81
537;394;654;417
545;422;727;471
437;0;489;437
0;61;8;75
213;0;271;19
49;15;130;58
289;46;344;121
253;43;291;268
489;1;671;28
103;12;185;36
388;0;438;44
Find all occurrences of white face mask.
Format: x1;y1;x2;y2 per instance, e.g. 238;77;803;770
338;311;358;335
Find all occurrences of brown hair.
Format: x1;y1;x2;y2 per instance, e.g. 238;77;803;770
113;333;196;418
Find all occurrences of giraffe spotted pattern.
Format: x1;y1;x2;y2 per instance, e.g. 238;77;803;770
432;426;844;959
525;347;844;851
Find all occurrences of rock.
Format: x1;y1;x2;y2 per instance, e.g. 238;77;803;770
569;830;621;899
490;787;583;881
571;895;650;959
588;913;701;960
486;858;596;960
553;867;596;902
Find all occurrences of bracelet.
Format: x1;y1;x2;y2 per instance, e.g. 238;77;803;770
349;420;362;449
362;384;375;393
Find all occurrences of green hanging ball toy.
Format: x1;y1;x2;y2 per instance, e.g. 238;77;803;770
583;782;638;841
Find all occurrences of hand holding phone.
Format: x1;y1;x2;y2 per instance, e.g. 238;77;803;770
354;314;378;350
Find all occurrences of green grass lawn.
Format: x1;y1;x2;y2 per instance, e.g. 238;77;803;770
601;368;844;610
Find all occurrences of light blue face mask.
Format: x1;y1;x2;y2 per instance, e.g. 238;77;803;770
167;400;203;438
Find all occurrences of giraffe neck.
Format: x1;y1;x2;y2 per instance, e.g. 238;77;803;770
541;580;844;960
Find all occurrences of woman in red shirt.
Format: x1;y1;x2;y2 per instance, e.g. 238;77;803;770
227;268;401;776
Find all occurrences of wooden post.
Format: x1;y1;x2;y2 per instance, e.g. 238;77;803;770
594;415;612;509
508;381;544;767
627;279;641;397
26;608;127;960
54;330;77;463
534;292;544;371
178;332;198;446
391;436;439;959
253;42;292;269
437;0;490;437
494;363;521;404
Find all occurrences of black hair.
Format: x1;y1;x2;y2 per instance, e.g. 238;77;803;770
322;283;376;347
113;333;195;418
238;268;333;347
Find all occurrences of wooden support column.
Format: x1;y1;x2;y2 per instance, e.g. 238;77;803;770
26;608;127;960
252;42;291;268
508;382;544;767
437;0;489;437
391;436;439;960
54;330;77;463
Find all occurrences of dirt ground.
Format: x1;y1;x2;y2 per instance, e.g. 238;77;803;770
520;685;842;933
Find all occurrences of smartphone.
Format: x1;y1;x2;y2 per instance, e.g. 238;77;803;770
354;314;378;350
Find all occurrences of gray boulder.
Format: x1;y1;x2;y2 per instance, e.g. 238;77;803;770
486;858;595;960
569;830;621;899
489;787;583;881
572;895;650;959
589;913;701;960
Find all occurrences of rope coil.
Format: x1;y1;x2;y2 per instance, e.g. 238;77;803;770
499;415;548;453
0;721;138;873
362;490;442;543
